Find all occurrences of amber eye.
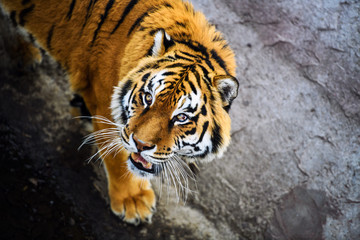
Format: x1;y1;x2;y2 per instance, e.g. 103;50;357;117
144;93;153;105
175;113;188;122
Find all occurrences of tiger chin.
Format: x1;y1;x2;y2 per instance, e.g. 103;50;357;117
1;0;238;225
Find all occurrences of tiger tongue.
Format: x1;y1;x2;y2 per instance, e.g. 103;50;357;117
131;153;152;169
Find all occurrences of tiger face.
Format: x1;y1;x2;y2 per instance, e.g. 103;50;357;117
111;30;238;179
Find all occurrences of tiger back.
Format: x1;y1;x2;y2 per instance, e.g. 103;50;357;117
0;0;238;225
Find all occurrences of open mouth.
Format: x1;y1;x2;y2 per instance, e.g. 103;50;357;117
129;153;156;174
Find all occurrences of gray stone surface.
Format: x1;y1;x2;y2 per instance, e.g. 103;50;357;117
1;0;359;239
190;0;359;239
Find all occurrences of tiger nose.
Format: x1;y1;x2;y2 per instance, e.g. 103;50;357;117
133;135;155;152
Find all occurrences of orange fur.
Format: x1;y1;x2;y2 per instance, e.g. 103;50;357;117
1;0;238;224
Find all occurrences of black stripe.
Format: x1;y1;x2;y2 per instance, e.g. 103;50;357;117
120;80;133;123
184;105;197;114
185;127;196;135
121;109;129;123
211;49;228;74
198;121;209;143
21;0;31;5
85;0;95;16
174;53;193;62
146;76;155;90
141;73;151;82
178;40;214;71
128;83;137;105
191;68;201;88
211;122;222;153
205;59;215;71
197;147;209;158
162;71;176;76
193;68;210;101
189;113;200;125
127;9;152;37
10;11;17;26
177;32;191;39
198;65;212;87
66;0;76;21
198;64;209;76
156;56;174;63
166;63;184;69
201;105;207;116
140;107;150;116
212;35;223;42
188;81;197;95
207;83;215;102
91;0;115;45
149;29;158;36
111;0;139;35
120;79;133;101
47;25;55;50
19;4;35;26
146;44;154;57
211;106;216;114
179;51;197;59
168;119;174;130
176;21;187;28
81;0;97;32
177;41;209;58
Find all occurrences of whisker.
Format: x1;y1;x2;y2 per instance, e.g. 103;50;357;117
78;116;124;168
79;115;199;203
169;159;187;199
173;155;198;199
170;160;189;201
174;155;197;182
167;161;180;202
163;162;171;202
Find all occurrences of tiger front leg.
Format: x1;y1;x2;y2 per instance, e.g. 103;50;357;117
79;85;156;225
103;150;156;225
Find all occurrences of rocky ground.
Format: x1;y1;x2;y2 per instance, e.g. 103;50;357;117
0;0;359;239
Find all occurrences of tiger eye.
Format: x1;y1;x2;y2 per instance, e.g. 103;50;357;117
144;93;153;105
176;113;188;122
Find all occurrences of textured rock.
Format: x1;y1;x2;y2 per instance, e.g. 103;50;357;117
0;0;359;239
191;0;359;239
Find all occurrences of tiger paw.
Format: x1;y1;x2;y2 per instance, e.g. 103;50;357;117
109;182;156;225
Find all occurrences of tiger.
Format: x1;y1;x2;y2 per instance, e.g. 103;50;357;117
0;0;239;225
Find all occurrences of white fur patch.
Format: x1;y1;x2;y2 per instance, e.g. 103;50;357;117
110;86;122;122
144;70;167;103
151;30;163;57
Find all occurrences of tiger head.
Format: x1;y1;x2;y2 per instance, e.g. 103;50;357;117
110;29;238;179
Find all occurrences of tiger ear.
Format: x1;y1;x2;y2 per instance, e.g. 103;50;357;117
214;75;239;110
149;29;174;57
